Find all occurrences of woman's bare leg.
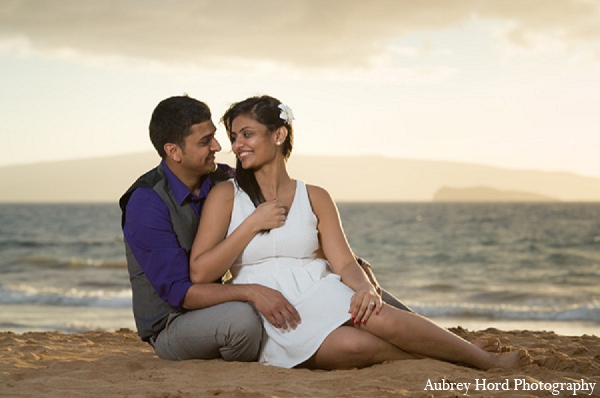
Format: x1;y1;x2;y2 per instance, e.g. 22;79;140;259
299;325;415;370
359;304;531;370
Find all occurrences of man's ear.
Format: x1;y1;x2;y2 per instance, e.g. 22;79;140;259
164;143;182;163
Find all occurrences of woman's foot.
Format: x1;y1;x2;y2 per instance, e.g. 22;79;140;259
489;348;532;370
472;337;510;353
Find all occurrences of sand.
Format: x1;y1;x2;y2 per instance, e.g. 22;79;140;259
1;327;598;398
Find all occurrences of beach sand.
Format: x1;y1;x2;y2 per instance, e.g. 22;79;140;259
1;327;598;397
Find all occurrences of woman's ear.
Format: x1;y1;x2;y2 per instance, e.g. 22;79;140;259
164;143;182;163
275;126;288;145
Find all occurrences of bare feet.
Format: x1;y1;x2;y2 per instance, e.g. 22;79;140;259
490;349;532;370
472;337;510;353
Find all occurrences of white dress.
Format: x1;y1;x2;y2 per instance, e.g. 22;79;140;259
227;180;355;368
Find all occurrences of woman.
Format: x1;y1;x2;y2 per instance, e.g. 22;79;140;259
190;95;531;370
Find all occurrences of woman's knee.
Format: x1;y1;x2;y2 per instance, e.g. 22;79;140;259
313;327;390;369
366;305;409;339
333;328;383;358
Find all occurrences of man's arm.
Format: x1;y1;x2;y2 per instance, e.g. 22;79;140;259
124;188;197;309
181;282;300;329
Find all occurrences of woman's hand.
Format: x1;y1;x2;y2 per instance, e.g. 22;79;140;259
249;284;301;330
247;200;287;232
349;285;382;326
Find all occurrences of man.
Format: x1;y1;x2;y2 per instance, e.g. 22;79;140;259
119;95;412;365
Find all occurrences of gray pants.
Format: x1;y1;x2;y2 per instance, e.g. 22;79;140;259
152;289;411;361
152;301;263;361
381;289;413;313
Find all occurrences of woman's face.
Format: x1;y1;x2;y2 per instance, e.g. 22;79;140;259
230;114;278;169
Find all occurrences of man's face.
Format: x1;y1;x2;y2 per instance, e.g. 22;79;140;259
179;120;222;176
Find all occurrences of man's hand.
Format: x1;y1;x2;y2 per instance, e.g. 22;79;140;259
248;284;301;330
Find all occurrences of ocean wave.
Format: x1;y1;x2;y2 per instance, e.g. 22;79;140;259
0;283;131;308
0;236;123;248
413;300;600;324
545;252;590;267
3;281;597;324
13;256;126;268
466;288;600;306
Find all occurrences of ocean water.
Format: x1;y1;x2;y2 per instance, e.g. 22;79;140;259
0;202;598;336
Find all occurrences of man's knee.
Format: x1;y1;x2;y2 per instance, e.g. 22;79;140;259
217;302;263;362
224;302;263;337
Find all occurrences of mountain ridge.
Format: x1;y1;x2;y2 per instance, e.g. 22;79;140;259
1;152;599;202
433;186;559;202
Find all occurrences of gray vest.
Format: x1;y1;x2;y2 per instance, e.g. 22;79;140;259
120;165;198;340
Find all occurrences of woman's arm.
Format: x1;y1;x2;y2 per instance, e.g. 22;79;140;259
189;181;287;284
307;185;382;324
189;181;300;329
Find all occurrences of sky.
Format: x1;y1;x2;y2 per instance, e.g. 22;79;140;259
1;0;600;177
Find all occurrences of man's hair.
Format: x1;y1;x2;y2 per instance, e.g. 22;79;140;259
149;96;212;158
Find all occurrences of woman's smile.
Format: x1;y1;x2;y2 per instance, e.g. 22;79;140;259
237;150;253;159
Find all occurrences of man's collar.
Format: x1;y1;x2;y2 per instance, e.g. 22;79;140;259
161;160;211;205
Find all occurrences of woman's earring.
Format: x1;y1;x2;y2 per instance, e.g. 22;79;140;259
276;141;281;146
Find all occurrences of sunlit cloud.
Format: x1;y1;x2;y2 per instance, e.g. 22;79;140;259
481;1;600;60
1;0;598;70
317;64;459;86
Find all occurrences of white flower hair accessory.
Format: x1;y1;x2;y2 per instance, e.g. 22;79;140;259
278;103;295;124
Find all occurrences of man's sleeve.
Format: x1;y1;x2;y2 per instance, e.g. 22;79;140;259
122;188;193;309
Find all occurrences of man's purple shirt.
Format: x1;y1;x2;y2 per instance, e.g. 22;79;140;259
122;161;229;309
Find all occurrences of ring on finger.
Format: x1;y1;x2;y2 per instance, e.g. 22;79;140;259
368;301;376;307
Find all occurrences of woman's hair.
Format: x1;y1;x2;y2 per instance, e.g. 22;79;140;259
221;95;294;207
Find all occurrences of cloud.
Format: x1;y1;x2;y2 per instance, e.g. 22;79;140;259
1;0;599;68
480;0;600;60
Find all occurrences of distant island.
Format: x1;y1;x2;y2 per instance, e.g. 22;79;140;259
433;186;559;202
